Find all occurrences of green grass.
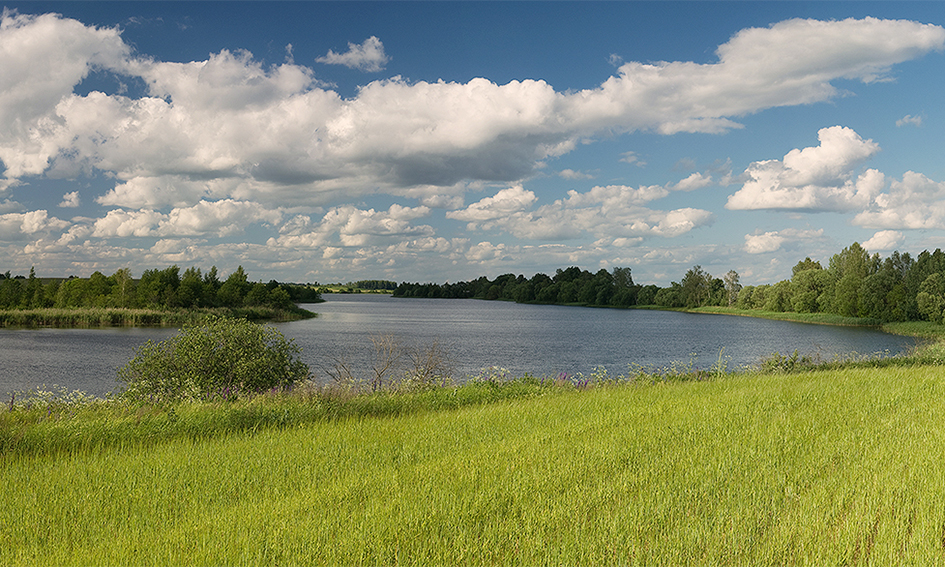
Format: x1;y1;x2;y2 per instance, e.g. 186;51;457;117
5;362;945;565
0;379;552;459
686;306;945;340
687;305;883;327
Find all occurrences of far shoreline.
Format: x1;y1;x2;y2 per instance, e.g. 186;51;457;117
0;305;317;329
676;305;944;340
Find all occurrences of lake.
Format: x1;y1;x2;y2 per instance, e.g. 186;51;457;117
0;294;920;398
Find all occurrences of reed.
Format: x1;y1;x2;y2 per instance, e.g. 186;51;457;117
0;305;315;328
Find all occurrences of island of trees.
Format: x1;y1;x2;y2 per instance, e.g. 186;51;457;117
395;242;945;325
0;265;322;326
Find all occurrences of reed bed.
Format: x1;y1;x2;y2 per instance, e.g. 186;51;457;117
0;305;314;328
4;363;945;565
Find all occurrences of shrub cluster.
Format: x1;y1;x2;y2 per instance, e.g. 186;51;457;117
117;316;310;402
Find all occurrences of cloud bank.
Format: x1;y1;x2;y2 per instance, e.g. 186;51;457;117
0;10;943;281
2;12;941;209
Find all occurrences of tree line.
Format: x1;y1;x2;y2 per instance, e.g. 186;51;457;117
394;242;945;324
353;280;398;290
0;266;322;311
394;266;645;307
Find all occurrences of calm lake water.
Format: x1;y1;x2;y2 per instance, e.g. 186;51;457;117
0;294;920;398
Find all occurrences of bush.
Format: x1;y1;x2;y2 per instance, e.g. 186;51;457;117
118;316;309;402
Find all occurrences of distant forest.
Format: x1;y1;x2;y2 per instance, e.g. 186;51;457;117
0;266;322;311
395;242;945;324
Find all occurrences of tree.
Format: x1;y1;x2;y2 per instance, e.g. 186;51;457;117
636;285;659;306
917;273;945;323
679;265;711;308
791;265;829;314
723;270;741;307
750;285;771;310
654;282;683;308
763;280;792;312
110;268;135;308
218;266;250;307
612;267;633;289
24;266;46;308
826;243;879;317
137;266;181;308
554;266;585;283
735;286;754;309
178;267;207;308
245;282;272;306
858;257;910;322
792;257;822;276
86;271;112;307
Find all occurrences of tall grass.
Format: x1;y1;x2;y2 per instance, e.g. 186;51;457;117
0;378;553;459
4;363;945;564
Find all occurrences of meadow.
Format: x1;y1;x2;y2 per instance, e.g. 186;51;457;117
4;346;945;565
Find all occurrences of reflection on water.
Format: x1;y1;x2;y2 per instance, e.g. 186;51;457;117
0;294;920;397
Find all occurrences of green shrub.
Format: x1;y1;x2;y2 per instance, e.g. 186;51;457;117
117;316;309;402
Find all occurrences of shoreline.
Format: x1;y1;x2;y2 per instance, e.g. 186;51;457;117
0;305;317;329
677;305;945;339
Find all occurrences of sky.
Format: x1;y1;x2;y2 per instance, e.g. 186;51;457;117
1;2;945;286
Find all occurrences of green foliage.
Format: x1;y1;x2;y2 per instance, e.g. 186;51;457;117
758;349;818;373
118;316;310;402
389;242;945;328
917;273;945;324
679;265;711;308
790;265;828;313
0;265;320;322
395;265;639;307
723;269;741;307
826;242;880;317
353;279;398;290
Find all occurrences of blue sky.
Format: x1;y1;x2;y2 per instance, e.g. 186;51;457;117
2;2;945;286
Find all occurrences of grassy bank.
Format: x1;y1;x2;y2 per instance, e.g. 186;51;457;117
4;351;945;564
0;305;315;328
685;305;880;326
682;305;945;339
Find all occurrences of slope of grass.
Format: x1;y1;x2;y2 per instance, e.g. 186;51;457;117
4;364;945;565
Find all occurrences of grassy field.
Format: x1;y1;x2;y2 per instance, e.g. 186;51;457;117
4;359;945;565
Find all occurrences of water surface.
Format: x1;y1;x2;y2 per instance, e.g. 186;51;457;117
285;295;917;382
0;294;919;397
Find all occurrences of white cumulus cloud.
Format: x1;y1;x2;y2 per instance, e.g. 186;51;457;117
446;183;711;241
446;186;538;225
316;36;389;72
0;210;69;240
853;171;945;229
726;126;882;211
58;191;80;208
863;230;905;251
743;228;825;254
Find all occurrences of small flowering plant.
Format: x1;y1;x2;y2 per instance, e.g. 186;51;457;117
471;366;513;384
